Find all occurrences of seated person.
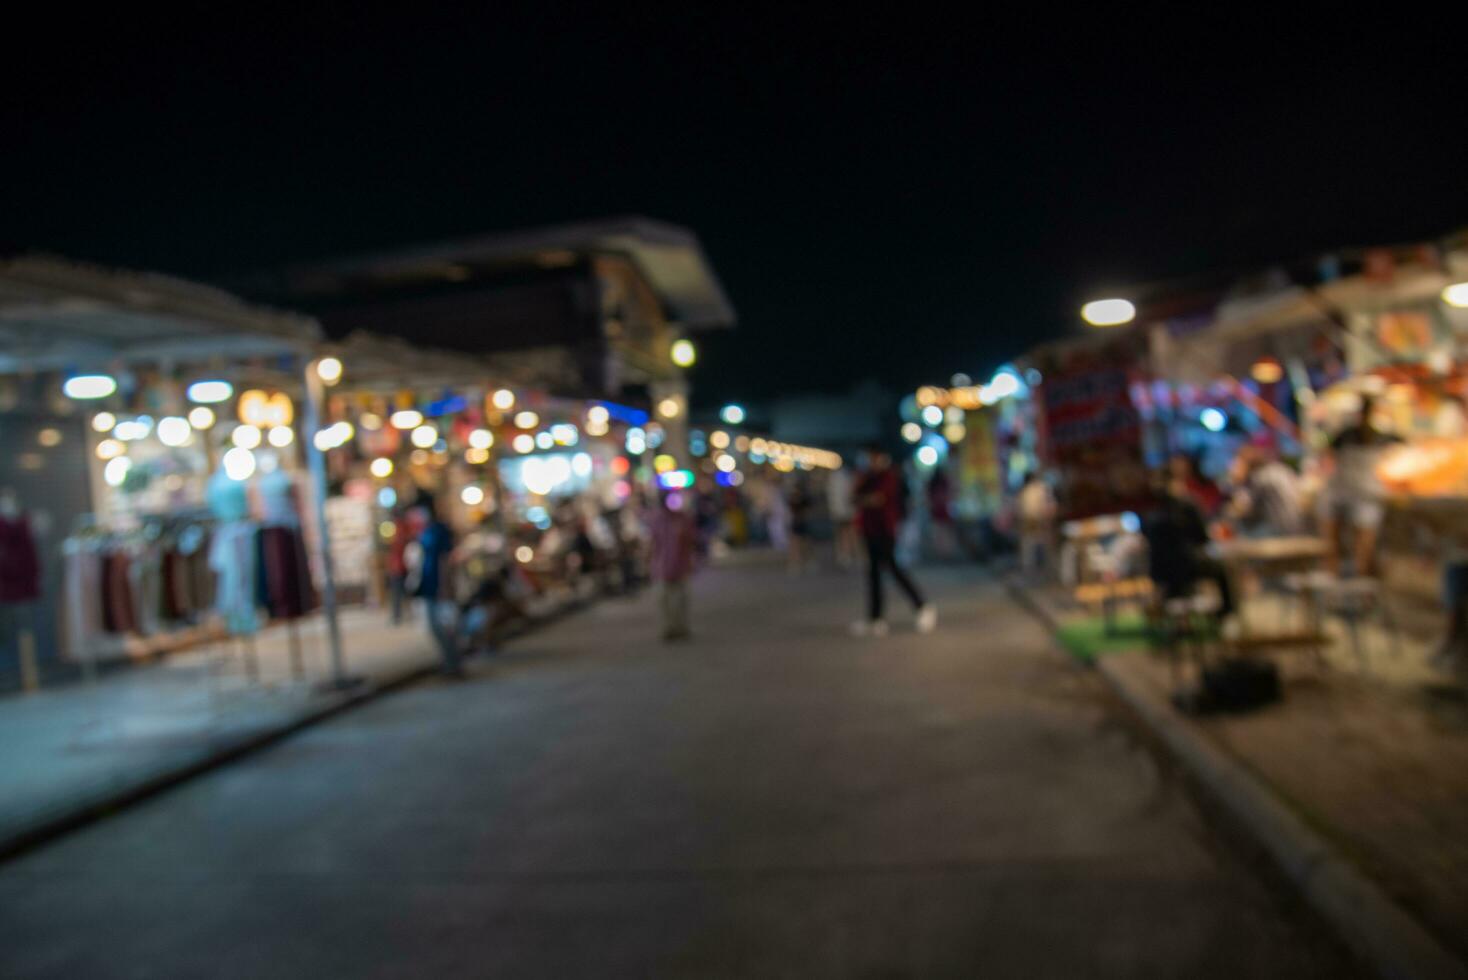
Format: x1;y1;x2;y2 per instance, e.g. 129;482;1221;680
1227;446;1304;537
1142;476;1234;618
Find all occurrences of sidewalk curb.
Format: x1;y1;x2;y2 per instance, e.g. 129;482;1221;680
1001;573;1468;980
0;591;610;866
0;660;435;865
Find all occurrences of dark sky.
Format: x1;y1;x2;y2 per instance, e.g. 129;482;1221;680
6;9;1466;407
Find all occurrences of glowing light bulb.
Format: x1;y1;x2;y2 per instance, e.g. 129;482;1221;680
370;457;394;478
315;357;343;384
232;424;262;449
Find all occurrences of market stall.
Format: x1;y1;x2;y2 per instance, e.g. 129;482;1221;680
0;255;324;684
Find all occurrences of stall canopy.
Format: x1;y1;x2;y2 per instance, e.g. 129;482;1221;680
0;254;320;373
1158;252;1465;386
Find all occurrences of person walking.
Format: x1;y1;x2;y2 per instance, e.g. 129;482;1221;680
411;494;463;677
826;466;858;569
1017;472;1057;577
787;479;815;575
853;445;936;637
650;489;697;641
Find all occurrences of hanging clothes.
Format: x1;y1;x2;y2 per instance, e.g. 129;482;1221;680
255;526;317;620
0;515;41;604
62;543;110;661
210;521;260;636
101;551;138;634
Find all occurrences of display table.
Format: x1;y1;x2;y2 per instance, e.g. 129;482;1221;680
1209;536;1330;648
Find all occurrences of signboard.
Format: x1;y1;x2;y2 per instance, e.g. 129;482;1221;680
1037;344;1150;520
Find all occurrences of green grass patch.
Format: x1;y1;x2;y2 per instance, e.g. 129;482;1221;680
1055;615;1154;662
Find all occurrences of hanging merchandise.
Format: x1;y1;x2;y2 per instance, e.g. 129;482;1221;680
207;469;260;637
253;469;318;620
0;503;41;604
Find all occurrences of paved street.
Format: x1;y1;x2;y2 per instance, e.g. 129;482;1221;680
0;556;1359;979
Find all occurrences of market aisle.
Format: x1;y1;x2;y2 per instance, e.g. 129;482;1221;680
0;554;1360;979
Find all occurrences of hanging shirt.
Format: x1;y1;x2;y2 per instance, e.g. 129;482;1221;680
0;515;41;603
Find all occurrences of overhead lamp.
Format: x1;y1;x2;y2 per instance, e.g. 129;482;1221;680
222;447;256;481
232;424;263;449
63;374;116;400
103;456;133;487
670;338;697;368
390;409;424;430
315;357;344;385
1081;298;1136;327
187;380;233;404
1250;357;1285;384
157;417;192;447
492;389;516;411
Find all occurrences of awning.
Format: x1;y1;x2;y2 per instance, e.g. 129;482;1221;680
1157;265;1457;384
0;255;320;373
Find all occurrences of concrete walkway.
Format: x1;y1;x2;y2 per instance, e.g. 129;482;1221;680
0;558;1360;978
0;607;439;855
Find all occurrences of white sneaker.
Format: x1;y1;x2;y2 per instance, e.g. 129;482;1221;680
851;619;889;638
916;605;938;633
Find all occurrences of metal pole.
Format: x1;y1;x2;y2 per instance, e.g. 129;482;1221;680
303;362;351;689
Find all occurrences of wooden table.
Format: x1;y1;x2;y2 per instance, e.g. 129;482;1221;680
1208;536;1330;648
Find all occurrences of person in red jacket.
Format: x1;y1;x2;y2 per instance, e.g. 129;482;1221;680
852;445;936;637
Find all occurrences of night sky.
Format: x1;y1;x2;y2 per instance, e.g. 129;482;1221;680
6;9;1466;407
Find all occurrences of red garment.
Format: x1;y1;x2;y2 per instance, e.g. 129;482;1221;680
856;469;903;539
1184;476;1223;517
0;515;40;603
386;513;424;576
649;506;696;582
101;552;138;634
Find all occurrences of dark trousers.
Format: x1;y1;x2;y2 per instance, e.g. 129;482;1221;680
865;534;925;621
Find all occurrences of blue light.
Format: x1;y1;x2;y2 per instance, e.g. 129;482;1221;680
377;487;397;509
526;505;549;528
1200;408;1227;432
720;404;746;425
424;395;468;417
595;401;650;426
1121;511;1141;534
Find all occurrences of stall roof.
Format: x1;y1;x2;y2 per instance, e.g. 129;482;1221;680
0;255;320;373
257;216;737;331
1160;262;1459;384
